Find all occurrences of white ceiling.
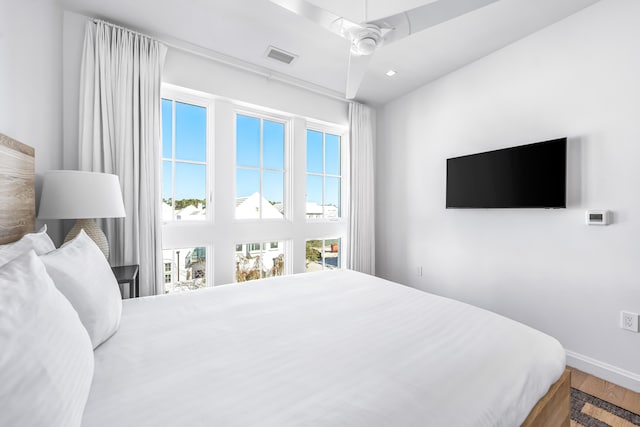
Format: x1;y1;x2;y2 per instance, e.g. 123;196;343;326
60;0;600;105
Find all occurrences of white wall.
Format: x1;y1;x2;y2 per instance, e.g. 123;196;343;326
376;0;640;390
163;48;347;126
0;0;64;243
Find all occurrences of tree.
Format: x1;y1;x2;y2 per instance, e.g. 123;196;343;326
235;254;263;283
306;240;322;263
163;198;207;210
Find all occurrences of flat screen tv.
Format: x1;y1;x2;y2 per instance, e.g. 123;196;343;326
446;138;566;209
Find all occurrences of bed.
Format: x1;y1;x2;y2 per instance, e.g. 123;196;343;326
0;134;570;426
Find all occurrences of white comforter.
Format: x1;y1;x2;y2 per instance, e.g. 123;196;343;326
83;270;565;427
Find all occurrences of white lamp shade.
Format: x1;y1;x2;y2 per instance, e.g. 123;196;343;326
38;171;126;219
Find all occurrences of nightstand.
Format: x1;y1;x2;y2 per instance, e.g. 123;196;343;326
111;264;139;299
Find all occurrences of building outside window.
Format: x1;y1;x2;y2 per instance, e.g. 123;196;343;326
164;262;172;284
163;247;207;293
235;241;285;282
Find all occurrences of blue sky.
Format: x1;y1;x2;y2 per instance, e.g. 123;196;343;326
306;130;340;207
162;100;206;201
162;99;341;210
236;114;284;203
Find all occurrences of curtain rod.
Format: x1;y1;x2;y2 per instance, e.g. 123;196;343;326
90;18;348;104
92;19;158;42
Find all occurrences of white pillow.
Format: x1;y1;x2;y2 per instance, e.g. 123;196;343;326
41;230;122;349
0;224;55;266
0;250;94;427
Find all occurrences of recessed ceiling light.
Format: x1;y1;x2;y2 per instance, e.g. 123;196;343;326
385;70;397;77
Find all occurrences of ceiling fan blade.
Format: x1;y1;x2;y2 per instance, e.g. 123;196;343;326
345;52;373;99
370;0;499;45
269;0;364;40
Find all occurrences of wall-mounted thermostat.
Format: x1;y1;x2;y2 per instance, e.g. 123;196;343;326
585;210;611;225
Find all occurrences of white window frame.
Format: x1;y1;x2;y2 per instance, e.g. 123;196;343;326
161;89;214;224
234;107;290;222
161;86;216;294
159;83;348;286
305;124;348;223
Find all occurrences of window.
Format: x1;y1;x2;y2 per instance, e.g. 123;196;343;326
161;84;348;288
164;262;172;284
162;99;208;222
235;241;285;282
306;130;341;219
163;247;208;293
236;114;285;220
306;238;342;272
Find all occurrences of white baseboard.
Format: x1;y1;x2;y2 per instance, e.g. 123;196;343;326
566;350;640;393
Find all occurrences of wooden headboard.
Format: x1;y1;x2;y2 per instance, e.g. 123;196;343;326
0;134;35;245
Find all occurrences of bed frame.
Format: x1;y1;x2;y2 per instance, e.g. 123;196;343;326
522;369;570;427
0;133;35;245
0;132;570;426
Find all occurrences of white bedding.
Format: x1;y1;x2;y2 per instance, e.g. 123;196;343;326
83;270;565;427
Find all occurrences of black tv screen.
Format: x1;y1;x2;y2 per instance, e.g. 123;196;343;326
446;138;566;208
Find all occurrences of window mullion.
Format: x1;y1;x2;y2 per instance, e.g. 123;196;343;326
261;243;266;279
173;159;207;166
171;100;176;219
263;166;284;173
259;118;264;219
322;132;326;219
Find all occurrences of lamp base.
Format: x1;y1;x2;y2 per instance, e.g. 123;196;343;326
65;218;109;259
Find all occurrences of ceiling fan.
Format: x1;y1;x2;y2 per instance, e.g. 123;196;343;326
269;0;499;99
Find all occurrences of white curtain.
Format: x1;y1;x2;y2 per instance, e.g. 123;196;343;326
79;20;167;296
348;102;376;275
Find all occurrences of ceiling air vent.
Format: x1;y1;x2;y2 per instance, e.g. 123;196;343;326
265;46;298;65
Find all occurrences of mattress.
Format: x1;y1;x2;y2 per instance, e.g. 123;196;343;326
82;269;565;427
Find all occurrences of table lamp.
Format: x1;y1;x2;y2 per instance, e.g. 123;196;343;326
38;171;126;259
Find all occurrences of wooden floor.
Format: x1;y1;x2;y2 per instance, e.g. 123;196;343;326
568;366;640;423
